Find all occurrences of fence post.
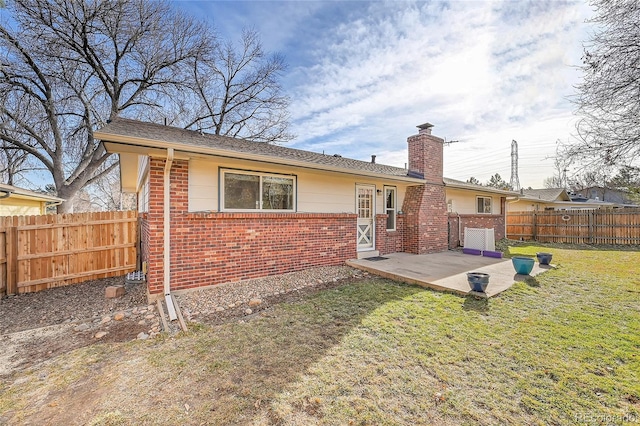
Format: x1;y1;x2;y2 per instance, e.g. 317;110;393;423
6;226;18;295
589;210;595;244
136;215;142;271
532;212;537;241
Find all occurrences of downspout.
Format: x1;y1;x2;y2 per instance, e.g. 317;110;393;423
163;148;177;321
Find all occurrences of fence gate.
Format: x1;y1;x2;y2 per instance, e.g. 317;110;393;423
0;211;138;296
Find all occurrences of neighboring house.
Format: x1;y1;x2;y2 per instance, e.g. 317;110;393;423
96;118;450;297
509;188;623;211
0;183;64;216
444;178;519;248
572;186;638;206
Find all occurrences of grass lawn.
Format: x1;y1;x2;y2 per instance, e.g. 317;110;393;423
1;244;639;425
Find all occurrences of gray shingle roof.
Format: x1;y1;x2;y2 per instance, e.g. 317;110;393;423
521;188;570;202
97;118;416;179
443;177;519;195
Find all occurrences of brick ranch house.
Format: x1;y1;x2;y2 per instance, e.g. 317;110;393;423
96;118;509;300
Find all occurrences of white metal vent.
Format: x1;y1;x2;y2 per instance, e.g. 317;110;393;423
464;228;495;251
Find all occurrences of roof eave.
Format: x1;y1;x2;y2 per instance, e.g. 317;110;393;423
445;182;518;196
0;188;65;203
98;132;426;184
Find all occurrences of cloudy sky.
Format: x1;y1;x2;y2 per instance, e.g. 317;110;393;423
179;0;594;188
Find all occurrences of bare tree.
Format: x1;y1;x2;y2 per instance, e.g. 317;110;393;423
544;140;574;189
0;143;31;185
570;165;614;194
569;0;640;166
180;29;293;143
542;176;564;189
0;0;215;212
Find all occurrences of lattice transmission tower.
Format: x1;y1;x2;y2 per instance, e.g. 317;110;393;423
510;140;520;191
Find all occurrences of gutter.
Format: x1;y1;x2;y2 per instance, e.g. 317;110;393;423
0;189;13;199
163;148;178;321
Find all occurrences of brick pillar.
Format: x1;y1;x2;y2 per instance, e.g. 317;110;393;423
144;157;189;295
402;123;448;254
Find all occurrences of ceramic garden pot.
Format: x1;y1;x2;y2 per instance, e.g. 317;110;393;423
511;256;535;275
536;252;553;265
467;272;490;292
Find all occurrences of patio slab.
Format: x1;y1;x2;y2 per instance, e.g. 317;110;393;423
346;251;551;298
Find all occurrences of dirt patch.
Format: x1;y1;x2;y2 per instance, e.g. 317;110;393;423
0;276;147;335
0;267;369;377
0;276;154;376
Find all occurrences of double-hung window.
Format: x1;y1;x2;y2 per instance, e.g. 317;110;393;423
476;196;492;214
222;170;295;211
384;186;397;230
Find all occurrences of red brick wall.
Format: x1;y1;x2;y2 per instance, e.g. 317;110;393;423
144;157;357;294
447;214;506;248
407;131;444;183
402;126;448;254
403;184;448;254
375;214;405;254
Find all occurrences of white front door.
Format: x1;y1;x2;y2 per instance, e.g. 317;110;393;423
356;185;375;250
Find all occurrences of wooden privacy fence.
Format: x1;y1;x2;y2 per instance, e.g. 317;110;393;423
0;211;138;296
507;208;640;244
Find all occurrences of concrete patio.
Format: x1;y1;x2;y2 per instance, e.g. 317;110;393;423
346;251;551;298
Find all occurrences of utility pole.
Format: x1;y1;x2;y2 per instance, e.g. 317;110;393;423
510;140;520;191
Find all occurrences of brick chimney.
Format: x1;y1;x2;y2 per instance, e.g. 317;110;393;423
407;122;444;184
402;122;448;254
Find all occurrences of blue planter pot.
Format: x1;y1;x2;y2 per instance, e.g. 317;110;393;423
512;256;535;275
536;252;553;265
467;272;490;292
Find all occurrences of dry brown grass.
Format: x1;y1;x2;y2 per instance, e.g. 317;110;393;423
1;245;639;425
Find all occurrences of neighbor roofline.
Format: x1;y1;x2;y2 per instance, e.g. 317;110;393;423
97;132;427;184
443;179;519;196
0;183;65;203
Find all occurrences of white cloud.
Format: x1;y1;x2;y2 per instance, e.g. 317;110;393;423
281;0;593;187
178;0;593;188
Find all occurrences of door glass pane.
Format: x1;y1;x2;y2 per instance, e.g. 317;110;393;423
358;188;373;218
386;189;395;209
224;173;260;209
262;176;294;210
385;188;396;230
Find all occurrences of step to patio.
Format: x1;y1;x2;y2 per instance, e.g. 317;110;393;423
356;250;380;260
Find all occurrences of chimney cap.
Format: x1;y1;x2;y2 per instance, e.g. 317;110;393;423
417;122;434;135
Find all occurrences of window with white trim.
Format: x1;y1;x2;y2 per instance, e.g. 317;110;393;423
222;170;295;211
384;186;397;230
476;196;492;214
